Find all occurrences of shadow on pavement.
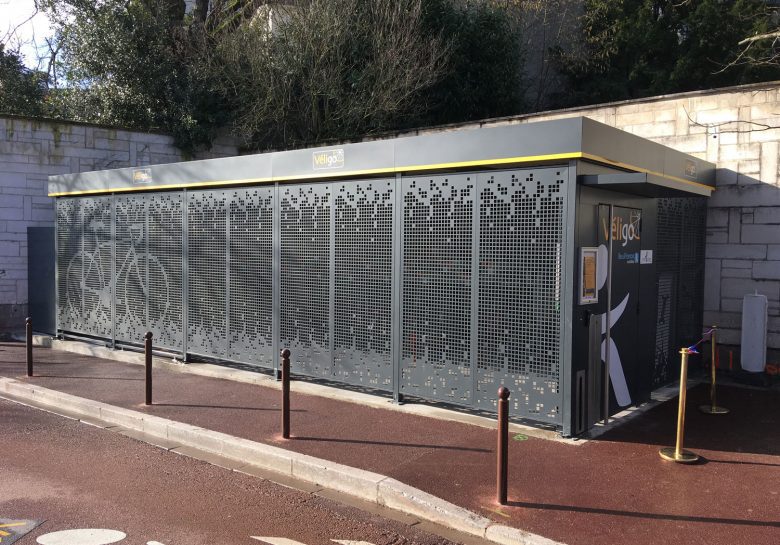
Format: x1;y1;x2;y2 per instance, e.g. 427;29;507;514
592;383;780;457
704;457;780;467
153;402;306;412
35;374;143;381
292;435;491;453
506;500;780;528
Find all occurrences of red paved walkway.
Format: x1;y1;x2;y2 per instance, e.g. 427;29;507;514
1;342;778;545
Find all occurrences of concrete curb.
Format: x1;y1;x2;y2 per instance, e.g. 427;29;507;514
0;377;564;545
48;338;571;444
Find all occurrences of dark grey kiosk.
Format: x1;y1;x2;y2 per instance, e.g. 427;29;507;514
49;117;714;436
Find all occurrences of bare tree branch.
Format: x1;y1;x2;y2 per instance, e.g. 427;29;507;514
1;4;40;50
684;105;780;134
208;0;448;149
739;30;780;46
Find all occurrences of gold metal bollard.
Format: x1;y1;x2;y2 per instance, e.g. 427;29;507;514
659;347;699;464
699;326;729;415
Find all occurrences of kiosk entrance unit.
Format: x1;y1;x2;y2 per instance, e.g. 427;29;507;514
49;117;714;435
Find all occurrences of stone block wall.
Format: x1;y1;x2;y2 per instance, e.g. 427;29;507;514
410;82;780;359
532;84;780;358
0;115;238;332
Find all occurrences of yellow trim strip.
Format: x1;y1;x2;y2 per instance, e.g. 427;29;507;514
393;152;583;172
48;151;713;196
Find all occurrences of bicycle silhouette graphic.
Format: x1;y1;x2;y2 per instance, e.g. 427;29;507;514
65;219;171;335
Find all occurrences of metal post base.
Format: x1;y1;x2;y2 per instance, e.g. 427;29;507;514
659;447;699;463
699;404;729;415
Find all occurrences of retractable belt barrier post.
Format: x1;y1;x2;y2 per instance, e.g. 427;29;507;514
700;325;729;415
659;347;699;464
26;317;33;377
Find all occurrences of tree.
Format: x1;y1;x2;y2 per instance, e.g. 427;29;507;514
551;0;780;108
41;0;224;154
0;43;49;117
729;3;780;69
512;0;581;112
208;0;450;149
41;0;526;152
416;0;526;126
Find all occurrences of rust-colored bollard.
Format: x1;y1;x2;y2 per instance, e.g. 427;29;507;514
497;386;511;505
145;331;153;405
26;317;33;377
281;349;291;439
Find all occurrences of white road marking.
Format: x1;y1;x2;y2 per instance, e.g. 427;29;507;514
36;529;126;545
252;537;377;545
147;542;167;545
252;539;308;545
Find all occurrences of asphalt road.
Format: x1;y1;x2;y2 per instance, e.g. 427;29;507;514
0;398;461;545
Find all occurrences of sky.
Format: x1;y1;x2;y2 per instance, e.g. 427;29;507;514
0;0;55;68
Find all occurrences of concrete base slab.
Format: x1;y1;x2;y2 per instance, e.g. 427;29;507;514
586;379;702;440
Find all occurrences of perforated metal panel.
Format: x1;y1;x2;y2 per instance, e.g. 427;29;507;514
475;169;566;423
114;193;184;349
79;198;113;337
280;183;331;377
115;195;147;344
677;198;707;343
57;197;113;337
655;197;706;385
56;198;81;332
654;272;675;386
55;168;572;428
148;193;184;351
333;179;394;390
188;191;228;357
228;187;274;367
401;174;474;404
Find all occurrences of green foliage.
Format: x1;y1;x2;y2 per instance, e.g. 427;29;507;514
11;0;780;150
420;0;526;125
41;0;525;151
0;44;49;117
44;0;223;155
552;0;780;107
209;0;455;149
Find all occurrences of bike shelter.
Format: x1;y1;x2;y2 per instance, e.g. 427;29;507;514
48;117;714;435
